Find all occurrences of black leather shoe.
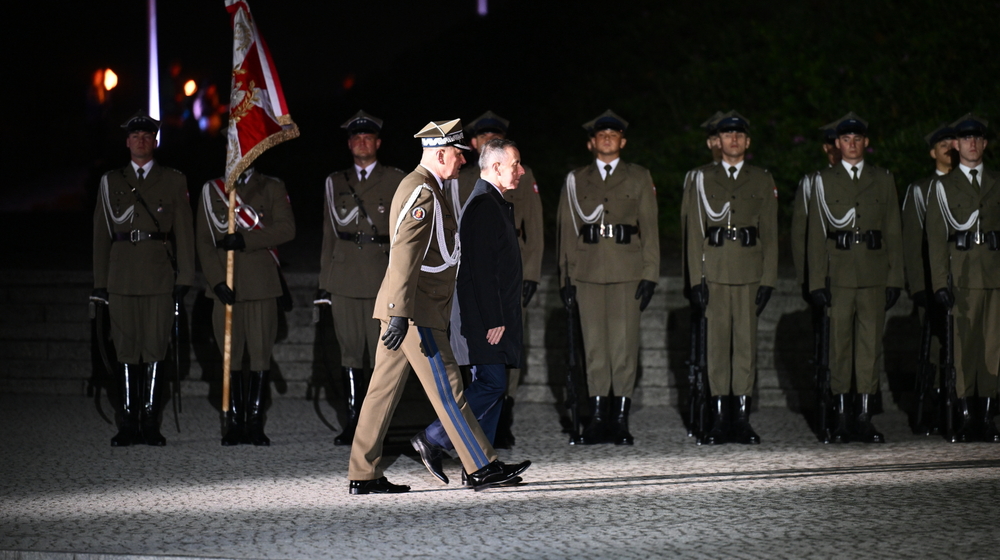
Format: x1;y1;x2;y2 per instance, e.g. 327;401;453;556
952;398;973;443
334;367;365;446
467;460;531;490
980;397;1000;443
221;369;246;446
411;431;449;484
246;370;271;446
611;397;634;445
111;363;141;447
831;394;851;444
576;396;610;444
349;477;410;495
731;395;761;444
140;362;166;446
855;393;885;443
701;396;728;445
460;470;521;488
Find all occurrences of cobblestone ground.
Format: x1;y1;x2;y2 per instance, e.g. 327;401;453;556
1;394;998;560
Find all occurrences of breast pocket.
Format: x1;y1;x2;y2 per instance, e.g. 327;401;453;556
735;192;763;225
612;190;639;222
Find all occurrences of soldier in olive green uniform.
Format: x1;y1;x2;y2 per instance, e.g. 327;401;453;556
684;112;778;445
196;168;296;446
445;111;544;448
92;111;195;447
557;110;659;445
925;114;1000;443
900;123;955;435
314;111;405;446
807;113;904;444
791;122;841;301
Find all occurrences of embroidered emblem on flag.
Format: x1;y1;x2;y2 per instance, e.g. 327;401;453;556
411;207;426;221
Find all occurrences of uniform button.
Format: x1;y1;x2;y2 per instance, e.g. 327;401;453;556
388;303;395;309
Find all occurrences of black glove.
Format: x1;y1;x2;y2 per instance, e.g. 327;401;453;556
214;282;236;305
314;289;332;305
90;288;110;305
522;280;539;307
690;282;709;310
934;288;954;309
755;285;774;316
810;287;831;308
635;280;656;312
800;282;812;304
221;232;246;251
173;285;190;299
560;284;577;308
911;290;928;308
381;316;409;351
884;287;901;311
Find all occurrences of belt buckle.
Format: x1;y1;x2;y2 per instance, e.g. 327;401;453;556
972;231;985;245
129;230;141;243
353;231;364;245
725;225;738;241
600;224;615;238
853;228;863;244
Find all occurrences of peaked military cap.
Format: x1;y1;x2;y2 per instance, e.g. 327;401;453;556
121;110;160;134
414;119;471;150
716;111;750;134
833;112;868;136
924;122;957;147
700;111;725;136
818;118;840;144
583;110;628;136
467;110;510;136
341;110;383;135
950;113;988;137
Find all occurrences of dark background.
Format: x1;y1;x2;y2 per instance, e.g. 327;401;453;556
4;0;998;272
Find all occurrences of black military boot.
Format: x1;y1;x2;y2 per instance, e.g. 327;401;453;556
246;370;271;446
334;367;364;446
492;396;516;449
953;398;973;443
980;397;1000;443
831;394;851;444
111;363;141;446
731;395;761;444
854;393;885;443
140;362;167;446
576;396;609;444
611;397;634;445
221;370;246;446
702;396;729;445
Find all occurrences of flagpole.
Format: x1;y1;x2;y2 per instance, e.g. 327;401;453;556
222;187;237;412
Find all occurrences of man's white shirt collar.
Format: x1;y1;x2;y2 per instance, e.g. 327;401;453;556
958;162;984;184
130;160;154;177
355;161;376;182
841;159;865;177
420;164;443;188
597;158;620;180
935;169;947;176
722;159;745;179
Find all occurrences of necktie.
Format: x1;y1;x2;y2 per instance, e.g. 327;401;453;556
851;166;859;184
970;169;979;191
604;164;612;182
136;168;145;182
729;166;737;180
360;169;368;182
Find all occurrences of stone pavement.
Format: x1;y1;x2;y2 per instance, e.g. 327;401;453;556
2;394;999;560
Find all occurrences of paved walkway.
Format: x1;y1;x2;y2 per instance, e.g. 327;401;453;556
2;394;998;560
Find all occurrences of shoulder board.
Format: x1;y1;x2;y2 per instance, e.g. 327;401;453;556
160;166;185;176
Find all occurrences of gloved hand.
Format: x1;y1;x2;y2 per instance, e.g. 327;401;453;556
90;288;110;305
173;285;190;299
314;289;332;306
800;282;812;305
221;232;246;251
934;288;954;309
560;284;576;308
381;316;409;351
884;287;901;311
690;283;709;310
635;280;656;311
522;280;539;307
755;285;774;316
214;282;236;305
911;290;928;308
810;287;831;308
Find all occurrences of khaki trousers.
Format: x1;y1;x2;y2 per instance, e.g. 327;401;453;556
348;321;497;480
576;280;641;398
954;288;1000;397
108;293;173;363
829;286;885;395
330;295;379;369
705;281;759;397
212;298;277;371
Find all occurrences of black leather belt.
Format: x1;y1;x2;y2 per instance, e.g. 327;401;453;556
580;224;638;244
707;226;757;247
338;231;390;244
949;230;1000;251
112;230;169;243
828;229;882;250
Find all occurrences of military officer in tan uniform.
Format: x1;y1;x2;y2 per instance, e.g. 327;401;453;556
925;114;1000;443
807;112;904;444
445;111;544;448
901;123;954;435
348;120;530;494
314;111;405;446
196;168;296;446
557;110;659;446
684;112;778;445
92;111;195;447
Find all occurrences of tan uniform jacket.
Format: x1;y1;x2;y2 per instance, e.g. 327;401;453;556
684;163;779;287
901;175;938;296
557;161;660;285
373;166;459;330
925;167;1000;291
319;163;405;298
807;163;904;291
196;173;296;302
93;163;196;294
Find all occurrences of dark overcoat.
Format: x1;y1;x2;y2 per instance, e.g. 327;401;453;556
457;179;524;367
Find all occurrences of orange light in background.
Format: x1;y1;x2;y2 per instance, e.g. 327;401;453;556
184;80;197;96
104;69;118;91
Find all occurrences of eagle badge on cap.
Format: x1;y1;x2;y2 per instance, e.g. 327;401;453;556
411;207;426;221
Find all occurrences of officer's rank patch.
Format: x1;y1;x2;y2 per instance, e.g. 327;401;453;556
411;207;426;221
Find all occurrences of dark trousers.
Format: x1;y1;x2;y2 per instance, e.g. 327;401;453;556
425;363;506;450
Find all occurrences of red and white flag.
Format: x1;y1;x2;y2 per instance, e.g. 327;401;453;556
224;0;299;191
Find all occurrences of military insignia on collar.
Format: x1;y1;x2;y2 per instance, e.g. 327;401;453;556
411;207;426;221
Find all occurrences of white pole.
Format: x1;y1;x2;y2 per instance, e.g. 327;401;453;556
148;0;161;144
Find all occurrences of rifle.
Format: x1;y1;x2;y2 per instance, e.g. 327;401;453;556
942;271;958;443
685;307;700;437
564;258;581;444
88;298;115;425
816;275;832;444
694;284;708;443
913;308;934;435
171;295;182;433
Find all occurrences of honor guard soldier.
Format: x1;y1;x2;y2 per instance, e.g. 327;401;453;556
314;111;405;445
348;119;530;494
807;112;904;444
92;111;196;447
681;112;724;299
196;168;296;446
901;123;955;435
556;110;659;445
684;111;778;444
791;121;841;302
925;114;1000;443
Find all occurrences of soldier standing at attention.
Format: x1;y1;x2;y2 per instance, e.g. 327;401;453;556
900;123;955;435
314;111;405;445
557;110;659;445
684;111;778;445
791;122;841;302
681;112;723;301
925;114;1000;443
92;111;195;447
196;168;296;446
807;112;904;444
